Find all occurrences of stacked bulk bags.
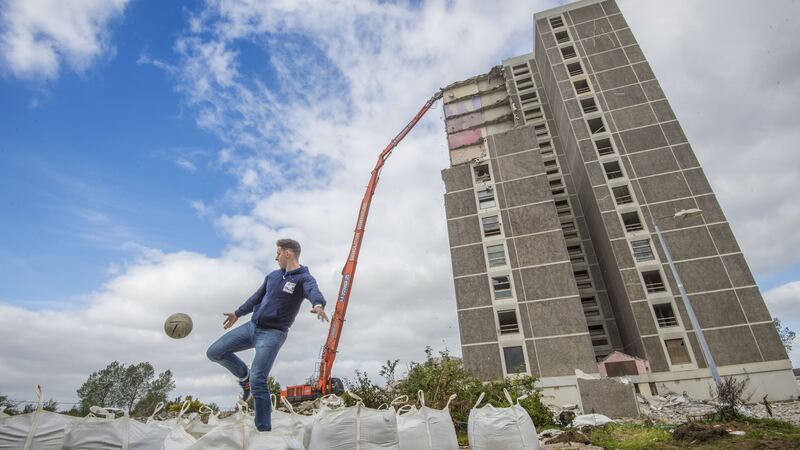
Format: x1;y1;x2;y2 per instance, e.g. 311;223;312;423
307;392;400;450
468;389;540;450
396;390;458;450
270;395;312;449
61;407;171;450
185;418;303;450
0;386;81;450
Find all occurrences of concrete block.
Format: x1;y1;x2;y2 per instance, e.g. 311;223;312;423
514;230;569;267
580;33;621;55
497;150;544;181
694;194;727;223
488;126;538;157
601;1;621;15
631;302;658;335
722;253;756;287
608;13;628;31
454;274;492;310
641;80;665;101
620;268;646;301
595;66;638;90
450;244;486;277
735;287;772;323
520;261;579;300
705;325;762;366
671;143;699;169
588;48;628;72
660;121;688;145
604;84;648;110
649;100;675;122
644;198;704;231
752;322;789;361
507;202;561;236
447;215;482;248
578;378;640;418
502;175;551;208
683;167;712;195
660;226;718;261
688;291;747;328
594;185;615;211
619;124;668;154
610;239;635;268
637;172;691;203
535;334;598;377
568;3;606;25
575;18;613;40
707;223;740;254
642;336;669;372
627;147;679;178
462;343;503;380
444;189;477;219
632;62;655;81
673;257;732;294
458;307;498;345
585;161;607;186
602;211;624;238
518;302;534;338
572;118;591;141
611;104;658;131
442;164;473;192
565;98;582;120
615;28;636;46
580;139;599;162
525;341;541;377
527;297;589;337
541;31;557;49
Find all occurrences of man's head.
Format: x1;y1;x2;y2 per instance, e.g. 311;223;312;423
275;238;301;269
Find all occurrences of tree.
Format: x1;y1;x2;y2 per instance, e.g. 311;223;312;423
76;361;175;415
42;399;58;412
268;376;281;397
774;318;796;352
0;393;19;415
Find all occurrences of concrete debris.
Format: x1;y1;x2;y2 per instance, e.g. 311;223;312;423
728;430;746;436
637;394;800;426
538;429;563;439
571;414;614;428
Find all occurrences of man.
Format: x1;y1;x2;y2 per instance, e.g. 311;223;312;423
206;238;328;431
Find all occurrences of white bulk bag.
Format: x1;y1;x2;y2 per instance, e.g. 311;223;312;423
397;391;458;450
62;407;170;450
0;407;8;418
184;418;303;450
185;405;221;439
308;392;399;450
143;401;198;450
270;395;312;449
0;386;81;450
468;389;540;450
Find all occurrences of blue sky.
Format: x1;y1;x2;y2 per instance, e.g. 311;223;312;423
0;0;228;304
1;0;799;408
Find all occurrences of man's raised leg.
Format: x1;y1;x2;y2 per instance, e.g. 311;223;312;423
206;321;254;382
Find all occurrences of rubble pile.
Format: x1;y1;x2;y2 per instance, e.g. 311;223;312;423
637;393;800;426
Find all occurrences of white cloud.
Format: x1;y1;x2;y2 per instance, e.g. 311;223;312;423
0;0;128;81
764;281;800;324
3;0;800;408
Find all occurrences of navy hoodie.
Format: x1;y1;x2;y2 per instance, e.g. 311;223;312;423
235;266;326;332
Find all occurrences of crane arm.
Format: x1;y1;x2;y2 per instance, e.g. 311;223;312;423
316;90;443;394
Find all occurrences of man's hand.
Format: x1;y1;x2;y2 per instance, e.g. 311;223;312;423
311;305;329;322
223;312;238;329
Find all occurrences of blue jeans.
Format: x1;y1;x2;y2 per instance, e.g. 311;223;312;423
206;321;287;431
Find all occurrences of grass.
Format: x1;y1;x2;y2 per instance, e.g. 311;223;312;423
585;417;800;450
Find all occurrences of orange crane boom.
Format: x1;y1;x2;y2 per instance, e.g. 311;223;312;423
282;91;442;401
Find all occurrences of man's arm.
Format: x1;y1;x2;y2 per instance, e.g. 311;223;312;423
304;275;328;322
235;278;267;317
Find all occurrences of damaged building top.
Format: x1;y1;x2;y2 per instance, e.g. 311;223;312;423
441;0;797;407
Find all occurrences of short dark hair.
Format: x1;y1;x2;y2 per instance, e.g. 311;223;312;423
276;238;301;256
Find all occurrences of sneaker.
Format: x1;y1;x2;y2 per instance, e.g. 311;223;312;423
240;378;252;402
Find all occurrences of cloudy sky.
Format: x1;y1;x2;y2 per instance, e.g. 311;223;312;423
1;0;798;410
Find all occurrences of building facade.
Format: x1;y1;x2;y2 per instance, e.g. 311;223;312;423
441;0;797;404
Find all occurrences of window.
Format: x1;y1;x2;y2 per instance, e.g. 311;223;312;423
486;244;507;267
549;16;564;29
552;187;566;196
588;324;608;346
567;244;585;264
642;270;666;293
665;338;691;365
612;185;633;205
492;275;513;299
581;296;598;310
477;187;496;209
621;212;644;232
503;346;526;374
573;79;591;95
631;239;654;262
498;310;520;335
566;62;584;77
580;97;598;114
555;30;570;44
603;161;624;180
549;178;564;189
594;137;614;156
481;215;502;237
587;117;606;134
653;303;678;327
539;141;553;154
523;107;543;121
521;91;538;104
474;164;491;183
534;124;548;137
574;269;592;290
